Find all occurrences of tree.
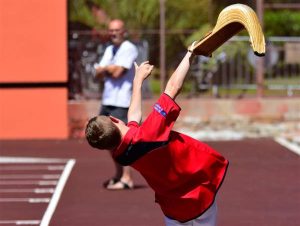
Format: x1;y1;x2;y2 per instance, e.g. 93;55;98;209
69;0;211;66
68;0;300;73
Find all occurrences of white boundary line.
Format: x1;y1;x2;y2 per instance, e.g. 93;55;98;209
0;220;40;225
40;159;76;226
274;137;300;156
0;188;54;193
0;180;57;185
0;165;65;170
0;157;68;163
0;198;50;203
0;174;60;179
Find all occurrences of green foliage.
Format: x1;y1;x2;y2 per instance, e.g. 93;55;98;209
185;23;212;46
114;0;160;30
150;77;193;95
264;10;300;36
69;0;300;42
68;0;300;78
166;0;209;29
69;0;94;27
70;0;159;29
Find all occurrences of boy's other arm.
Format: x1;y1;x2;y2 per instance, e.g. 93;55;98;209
128;61;154;123
164;43;196;99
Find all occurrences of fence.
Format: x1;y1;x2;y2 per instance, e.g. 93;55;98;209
68;33;300;100
189;36;300;98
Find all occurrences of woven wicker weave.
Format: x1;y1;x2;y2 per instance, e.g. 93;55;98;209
191;4;266;57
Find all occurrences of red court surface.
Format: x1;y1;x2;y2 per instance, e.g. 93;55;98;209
0;138;299;226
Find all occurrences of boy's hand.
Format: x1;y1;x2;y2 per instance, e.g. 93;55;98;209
187;41;197;54
134;61;154;82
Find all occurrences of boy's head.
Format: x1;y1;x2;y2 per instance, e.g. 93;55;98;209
85;116;122;150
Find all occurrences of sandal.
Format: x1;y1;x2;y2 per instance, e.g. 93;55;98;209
106;179;134;190
102;178;119;188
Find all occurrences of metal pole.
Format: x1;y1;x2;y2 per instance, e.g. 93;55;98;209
256;0;265;97
159;0;166;92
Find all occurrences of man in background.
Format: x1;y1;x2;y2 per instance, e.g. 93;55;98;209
94;19;138;190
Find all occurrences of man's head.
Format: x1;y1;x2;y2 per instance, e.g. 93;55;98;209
108;19;126;46
85;115;122;150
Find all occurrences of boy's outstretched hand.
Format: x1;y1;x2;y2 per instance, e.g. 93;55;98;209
134;61;154;82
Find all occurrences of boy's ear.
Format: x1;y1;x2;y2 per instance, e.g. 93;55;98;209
109;115;119;123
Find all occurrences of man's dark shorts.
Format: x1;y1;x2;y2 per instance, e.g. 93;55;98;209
100;105;128;123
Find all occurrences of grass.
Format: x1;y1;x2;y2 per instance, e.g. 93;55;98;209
149;76;300;97
149;77;193;95
265;77;300;85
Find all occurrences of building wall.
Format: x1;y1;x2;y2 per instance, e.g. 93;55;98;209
0;0;68;139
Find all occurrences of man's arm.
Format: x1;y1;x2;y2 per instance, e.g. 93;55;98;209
164;42;196;99
95;65;127;79
127;61;154;123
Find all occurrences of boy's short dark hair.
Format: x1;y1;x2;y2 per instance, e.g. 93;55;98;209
85;116;122;150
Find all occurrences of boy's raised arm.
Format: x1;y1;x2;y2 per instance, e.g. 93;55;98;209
127;61;154;123
164;42;196;99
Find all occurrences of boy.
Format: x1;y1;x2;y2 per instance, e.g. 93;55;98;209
86;43;229;226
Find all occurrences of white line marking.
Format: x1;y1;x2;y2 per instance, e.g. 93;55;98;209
29;198;50;203
0;220;40;225
0;180;57;185
275;137;300;156
0;156;68;163
0;165;65;170
0;188;54;193
0;174;60;179
34;188;55;193
0;198;50;203
40;159;76;226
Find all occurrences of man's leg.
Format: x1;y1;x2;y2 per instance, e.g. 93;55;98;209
106;163;133;189
100;105;134;189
